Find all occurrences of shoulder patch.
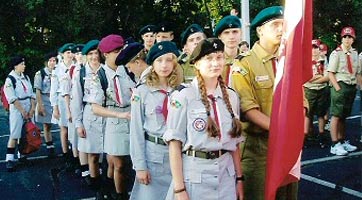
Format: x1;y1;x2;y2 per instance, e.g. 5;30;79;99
131;93;140;102
171;99;182;109
232;65;248;76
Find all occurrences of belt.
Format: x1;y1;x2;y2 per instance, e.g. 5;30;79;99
184;149;230;159
18;97;31;101
41;93;50;97
106;104;130;108
145;133;167;146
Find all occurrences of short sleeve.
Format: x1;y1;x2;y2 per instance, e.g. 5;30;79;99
163;90;187;145
4;77;17;104
327;51;338;73
33;71;42;91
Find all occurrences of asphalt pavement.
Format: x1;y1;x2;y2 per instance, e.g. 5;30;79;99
0;91;361;200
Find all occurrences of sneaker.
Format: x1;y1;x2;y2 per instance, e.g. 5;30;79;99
6;160;16;172
330;142;348;156
342;141;357;152
324;121;331;131
47;148;56;158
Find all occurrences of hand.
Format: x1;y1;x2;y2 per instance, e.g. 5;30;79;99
236;181;244;200
21;111;29;119
77;127;86;138
136;170;151;185
117;111;131;120
175;190;190;200
29;109;35;119
53;107;60;120
38;104;46;116
334;86;341;92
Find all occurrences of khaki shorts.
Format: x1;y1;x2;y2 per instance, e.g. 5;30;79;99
330;82;356;118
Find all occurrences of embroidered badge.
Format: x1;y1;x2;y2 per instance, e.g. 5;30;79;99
192;118;206;132
131;94;140;102
255;75;269;82
171;99;182;108
5;83;12;88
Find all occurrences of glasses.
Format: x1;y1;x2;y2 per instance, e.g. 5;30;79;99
342;35;354;39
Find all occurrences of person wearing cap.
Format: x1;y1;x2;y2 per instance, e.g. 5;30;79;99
179;23;207;83
163;38;244;200
319;42;329;66
34;52;58;158
116;42;148;84
231;6;299;199
327;26;361;156
63;43;85;174
129;41;181;200
239;40;249;53
139;25;156;51
155;22;174;43
50;42;75;169
213;15;242;86
303;39;330;148
4;55;36;172
88;34;135;199
70;39;106;190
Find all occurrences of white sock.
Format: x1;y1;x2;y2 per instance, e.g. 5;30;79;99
6;154;14;161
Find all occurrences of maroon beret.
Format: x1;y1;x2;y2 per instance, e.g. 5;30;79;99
99;34;125;53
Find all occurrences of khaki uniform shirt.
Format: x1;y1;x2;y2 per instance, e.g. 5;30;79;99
327;46;361;85
231;42;275;134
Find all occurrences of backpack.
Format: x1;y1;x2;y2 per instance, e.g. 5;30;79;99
79;66;108;106
1;75;29;112
18;119;42;155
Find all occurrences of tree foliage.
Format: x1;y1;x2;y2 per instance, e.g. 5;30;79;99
0;0;361;84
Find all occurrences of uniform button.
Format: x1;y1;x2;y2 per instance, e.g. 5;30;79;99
214;175;218;178
214;162;218;165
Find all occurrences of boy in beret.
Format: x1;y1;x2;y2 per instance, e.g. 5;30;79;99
327;26;361;155
179;23;207;83
231;6;299;200
4;55;36;171
214;15;242;86
139;25;156;51
155;22;174;43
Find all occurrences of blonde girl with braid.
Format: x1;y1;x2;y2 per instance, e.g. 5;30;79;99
164;38;244;200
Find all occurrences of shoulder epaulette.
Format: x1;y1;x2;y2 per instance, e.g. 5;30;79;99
235;51;251;60
335;46;342;51
175;84;186;91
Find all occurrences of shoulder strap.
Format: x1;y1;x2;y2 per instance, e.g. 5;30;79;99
40;68;46;80
7;75;17;89
97;67;108;106
79;66;86;94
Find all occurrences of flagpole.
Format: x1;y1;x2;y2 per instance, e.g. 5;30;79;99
241;0;250;44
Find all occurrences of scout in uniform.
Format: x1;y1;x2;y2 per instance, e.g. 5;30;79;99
89;34;135;199
179;24;207;83
34;52;58;158
72;40;105;192
155;22;174;43
303;39;330;148
328;26;361;156
214;15;242;86
50;43;75;168
63;43;85;173
129;41;181;200
231;6;299;200
4;55;36;172
139;25;156;52
164;38;244;200
115;42;148;84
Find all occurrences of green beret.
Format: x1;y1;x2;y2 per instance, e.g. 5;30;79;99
181;24;204;46
156;22;173;33
251;6;284;28
82;40;99;55
213;15;241;36
59;43;75;53
71;44;84;53
139;25;156;36
189;38;224;64
146;41;180;65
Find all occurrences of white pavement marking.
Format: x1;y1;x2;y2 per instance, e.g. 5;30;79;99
0;154;62;163
301;174;362;198
0;129;60;138
302;151;362;166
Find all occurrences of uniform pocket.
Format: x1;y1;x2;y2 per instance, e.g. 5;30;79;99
255;79;273;89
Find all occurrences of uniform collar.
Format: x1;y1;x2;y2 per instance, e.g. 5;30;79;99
191;78;223;100
252;41;277;63
104;64;118;78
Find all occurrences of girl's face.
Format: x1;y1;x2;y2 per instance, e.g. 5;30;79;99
142;32;156;47
74;52;83;64
195;51;225;79
104;48;121;66
15;62;26;73
62;50;74;63
152;53;175;78
86;49;100;65
47;57;57;69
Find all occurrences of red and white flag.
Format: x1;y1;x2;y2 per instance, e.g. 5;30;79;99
265;0;313;199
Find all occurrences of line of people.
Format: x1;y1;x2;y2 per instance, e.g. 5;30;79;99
3;5;361;200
